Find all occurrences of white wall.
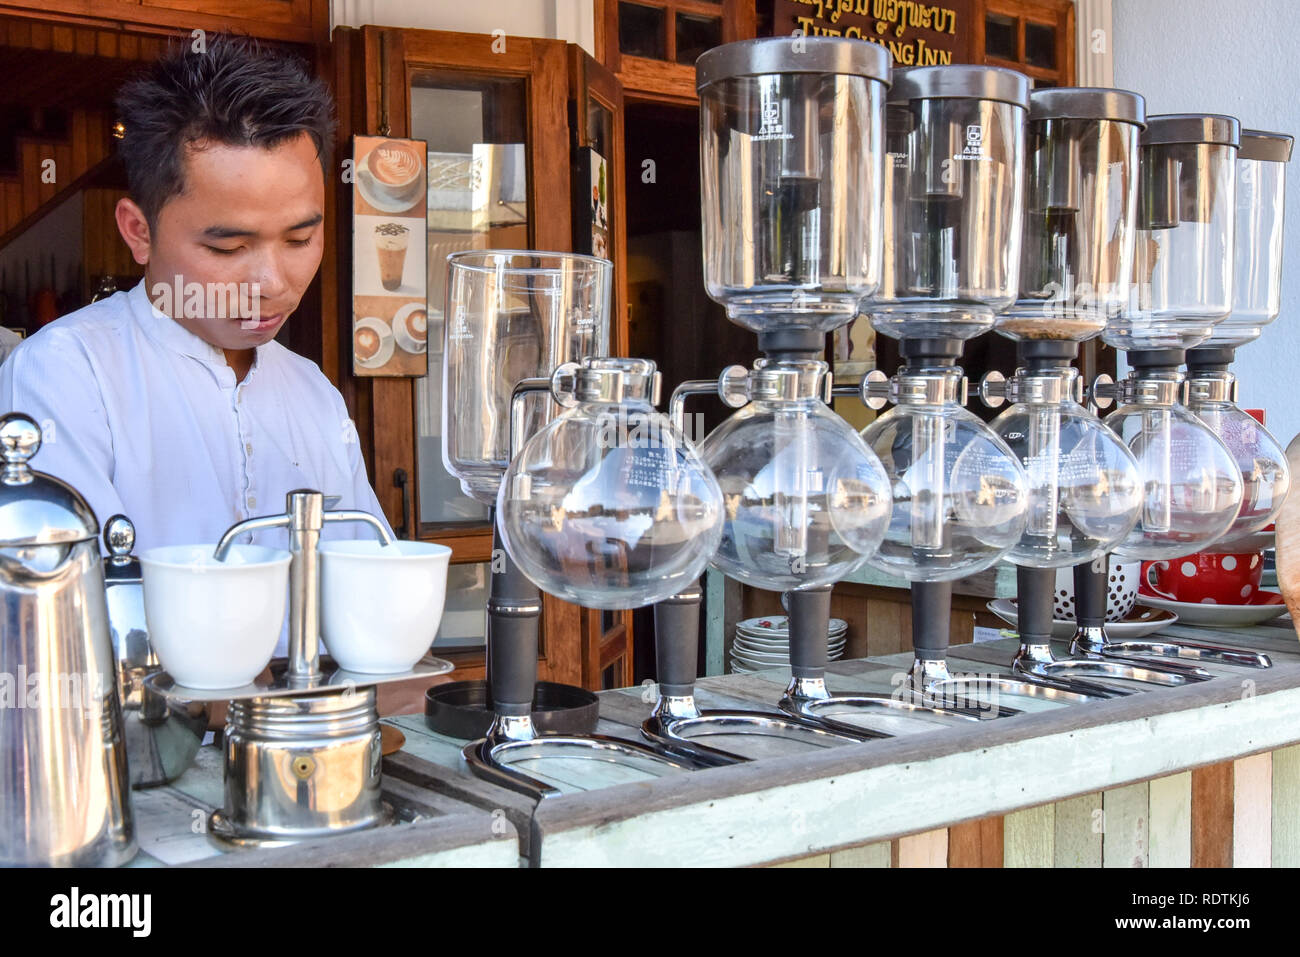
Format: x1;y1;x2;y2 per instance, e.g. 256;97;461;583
1112;0;1300;445
331;0;595;55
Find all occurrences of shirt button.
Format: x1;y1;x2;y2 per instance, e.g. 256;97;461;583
245;442;253;455
247;496;257;509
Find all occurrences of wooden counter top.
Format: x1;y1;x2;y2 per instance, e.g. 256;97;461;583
131;615;1300;868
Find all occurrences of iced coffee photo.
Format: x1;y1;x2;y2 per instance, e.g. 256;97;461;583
374;222;410;292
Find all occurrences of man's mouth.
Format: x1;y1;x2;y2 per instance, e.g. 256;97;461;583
241;312;284;331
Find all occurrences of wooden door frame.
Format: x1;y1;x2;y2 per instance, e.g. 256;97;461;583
568;46;636;690
337;24;588;685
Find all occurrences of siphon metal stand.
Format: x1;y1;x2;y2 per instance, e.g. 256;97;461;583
461;370;705;800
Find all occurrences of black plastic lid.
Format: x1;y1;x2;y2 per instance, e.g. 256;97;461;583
696;36;892;90
889;65;1030;108
1029;87;1145;127
1239;129;1294;163
1141;113;1240;148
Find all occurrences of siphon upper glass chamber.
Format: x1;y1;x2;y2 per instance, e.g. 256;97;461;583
997;88;1145;342
696;37;893;334
442;251;611;504
869;65;1030;342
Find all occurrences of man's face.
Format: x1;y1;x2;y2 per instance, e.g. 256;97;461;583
136;132;325;350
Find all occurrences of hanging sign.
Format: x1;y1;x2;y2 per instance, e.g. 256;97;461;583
351;135;429;377
770;0;974;66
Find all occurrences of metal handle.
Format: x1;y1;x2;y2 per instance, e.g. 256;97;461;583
1087;374;1117;410
979;370;1008;408
211;490;395;682
668;366;749;434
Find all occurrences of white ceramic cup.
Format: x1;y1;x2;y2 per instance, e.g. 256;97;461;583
319;540;452;673
140;544;291;690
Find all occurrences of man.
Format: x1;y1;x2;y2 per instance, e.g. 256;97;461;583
0;35;391;655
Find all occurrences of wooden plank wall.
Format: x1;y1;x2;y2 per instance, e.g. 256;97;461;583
768;750;1300;868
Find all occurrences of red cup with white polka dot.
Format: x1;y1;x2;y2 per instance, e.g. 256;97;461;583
1141;552;1264;605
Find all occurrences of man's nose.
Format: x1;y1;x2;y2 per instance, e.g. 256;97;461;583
249;248;291;300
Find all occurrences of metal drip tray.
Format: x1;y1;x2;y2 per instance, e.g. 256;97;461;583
786;694;982;736
464;734;696;800
926;675;1089;712
1101;639;1272;670
1017;655;1210;689
144;654;455;702
645;709;867;763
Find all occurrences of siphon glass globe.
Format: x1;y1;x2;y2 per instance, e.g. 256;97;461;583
862;404;1029;581
1104;402;1245;558
1189;400;1290;542
992;400;1143;568
700;398;891;592
497;360;723;609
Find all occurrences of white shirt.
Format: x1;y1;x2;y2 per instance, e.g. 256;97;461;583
0;279;392;655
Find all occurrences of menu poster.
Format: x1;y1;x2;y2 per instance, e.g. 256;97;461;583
589;149;609;259
351;135;429;377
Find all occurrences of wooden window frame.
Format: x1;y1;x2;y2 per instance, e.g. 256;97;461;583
976;0;1075;87
595;0;756;105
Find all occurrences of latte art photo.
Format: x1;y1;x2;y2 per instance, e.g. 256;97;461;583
368;141;422;188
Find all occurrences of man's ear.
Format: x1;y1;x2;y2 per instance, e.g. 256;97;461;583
114;197;152;266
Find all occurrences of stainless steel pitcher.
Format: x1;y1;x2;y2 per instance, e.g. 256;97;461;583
0;413;136;866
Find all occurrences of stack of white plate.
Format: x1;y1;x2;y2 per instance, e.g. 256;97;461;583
730;615;849;674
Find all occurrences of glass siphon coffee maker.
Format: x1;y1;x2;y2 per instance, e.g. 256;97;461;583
1078;115;1255;669
855;65;1124;714
1184;129;1293;547
427;251;614;739
642;36;976;759
983;88;1211;691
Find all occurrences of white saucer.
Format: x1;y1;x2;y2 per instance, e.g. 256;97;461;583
354;316;395;369
1136;590;1289;628
987;598;1179;641
357;165;424;214
391;302;429;355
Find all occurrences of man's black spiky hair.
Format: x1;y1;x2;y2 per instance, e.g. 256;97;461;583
114;32;336;227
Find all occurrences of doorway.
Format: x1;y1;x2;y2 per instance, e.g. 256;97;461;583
623;99;754;682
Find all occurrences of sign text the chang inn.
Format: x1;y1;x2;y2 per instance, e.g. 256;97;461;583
773;0;970;66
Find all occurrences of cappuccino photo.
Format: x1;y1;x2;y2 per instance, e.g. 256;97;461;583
351;135;428;376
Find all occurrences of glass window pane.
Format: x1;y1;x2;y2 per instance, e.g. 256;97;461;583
410;77;530;526
620;2;667;59
1025;22;1057;69
586;100;613;160
676;13;722;65
435;562;488;650
985;13;1017;61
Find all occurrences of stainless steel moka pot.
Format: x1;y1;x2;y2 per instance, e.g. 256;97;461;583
0;413;137;867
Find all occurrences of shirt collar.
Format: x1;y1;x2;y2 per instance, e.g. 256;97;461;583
127;278;261;369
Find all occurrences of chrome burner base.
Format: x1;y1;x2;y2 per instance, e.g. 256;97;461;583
1099;639;1271;670
642;708;870;765
781;691;983;736
1070;625;1262;671
463;727;698;801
